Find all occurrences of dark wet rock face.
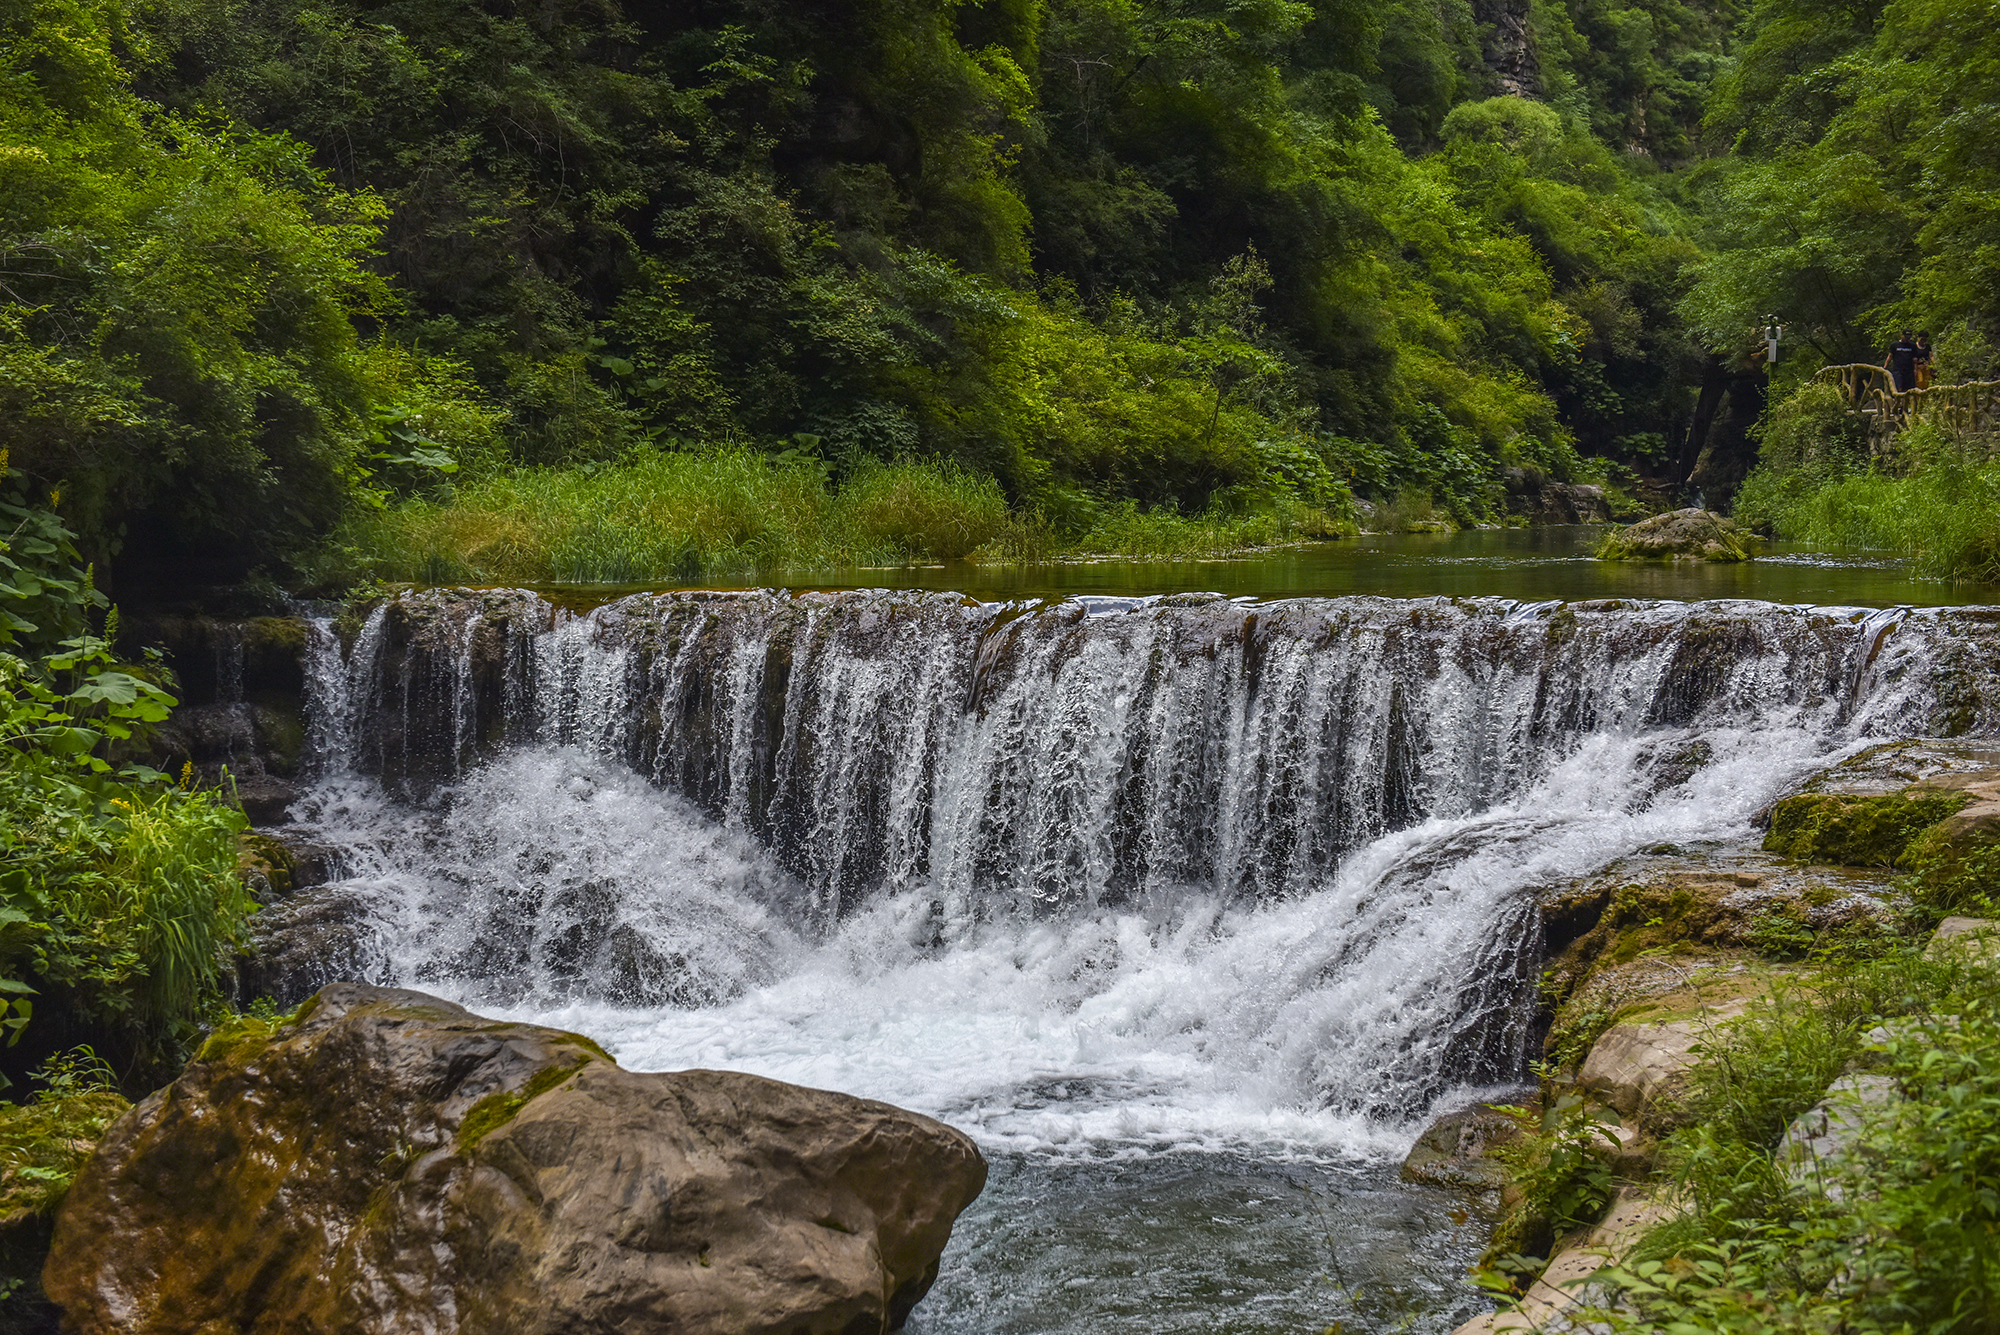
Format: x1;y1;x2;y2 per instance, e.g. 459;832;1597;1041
134;614;312;824
1595;508;1753;562
235;888;388;1008
1505;474;1611;524
43;985;987;1335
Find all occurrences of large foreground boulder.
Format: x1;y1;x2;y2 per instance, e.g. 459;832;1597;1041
43;985;986;1335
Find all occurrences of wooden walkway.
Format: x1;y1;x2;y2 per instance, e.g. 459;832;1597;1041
1815;363;2000;451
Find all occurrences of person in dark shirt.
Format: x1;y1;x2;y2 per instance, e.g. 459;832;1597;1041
1915;331;1934;389
1885;331;1919;392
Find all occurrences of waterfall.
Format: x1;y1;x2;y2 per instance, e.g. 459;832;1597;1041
287;589;2000;1149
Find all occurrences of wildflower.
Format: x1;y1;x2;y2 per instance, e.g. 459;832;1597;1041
179;762;193;790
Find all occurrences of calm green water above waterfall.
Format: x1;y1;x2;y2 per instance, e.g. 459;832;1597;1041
524;526;1982;609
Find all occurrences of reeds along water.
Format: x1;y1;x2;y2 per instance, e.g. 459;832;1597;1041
292;591;2000;1143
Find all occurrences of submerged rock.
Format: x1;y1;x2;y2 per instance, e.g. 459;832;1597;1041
1594;508;1753;562
1452;1186;1680;1335
1401;1105;1523;1189
43;985;986;1335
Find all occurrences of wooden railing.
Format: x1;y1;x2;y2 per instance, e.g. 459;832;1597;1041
1813;363;2000;450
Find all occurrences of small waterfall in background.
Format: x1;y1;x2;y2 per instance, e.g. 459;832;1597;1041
286;589;2000;1154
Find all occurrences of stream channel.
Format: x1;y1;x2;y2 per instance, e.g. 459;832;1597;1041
276;528;2000;1333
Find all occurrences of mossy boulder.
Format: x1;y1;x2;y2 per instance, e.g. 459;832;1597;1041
44;984;987;1335
1594;508;1753;562
1902;774;2000;912
235;833;296;898
1764;768;2000;913
1763;790;1970;866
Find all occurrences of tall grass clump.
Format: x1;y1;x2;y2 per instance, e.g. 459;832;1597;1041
1736;385;2000;583
832;460;1013;560
331;445;1355;583
337;449;1027;583
339;448;845;584
1774;455;2000;583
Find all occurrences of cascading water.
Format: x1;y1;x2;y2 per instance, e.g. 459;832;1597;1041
282;588;2000;1331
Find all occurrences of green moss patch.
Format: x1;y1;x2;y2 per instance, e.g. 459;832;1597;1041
1764;791;1969;866
1905;819;2000;915
195;999;318;1067
454;1058;592;1155
237;834;296;897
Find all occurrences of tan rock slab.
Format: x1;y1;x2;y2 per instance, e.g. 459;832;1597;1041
1451;1186;1679;1335
1576;1000;1749;1128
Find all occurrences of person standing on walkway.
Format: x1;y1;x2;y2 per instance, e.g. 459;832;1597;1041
1885;331;1920;392
1915;331;1934;389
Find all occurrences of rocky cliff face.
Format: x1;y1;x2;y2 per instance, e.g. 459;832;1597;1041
1474;0;1542;99
44;985;986;1335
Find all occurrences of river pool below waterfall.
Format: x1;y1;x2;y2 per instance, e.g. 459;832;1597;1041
276;541;2000;1333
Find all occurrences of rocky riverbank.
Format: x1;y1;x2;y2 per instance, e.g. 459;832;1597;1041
1412;738;2000;1332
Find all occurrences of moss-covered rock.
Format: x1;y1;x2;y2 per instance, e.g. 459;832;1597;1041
1763;790;1970;866
235;833;296;898
44;984;986;1335
1902;774;2000;913
1401;1106;1523;1190
1594;508;1754;562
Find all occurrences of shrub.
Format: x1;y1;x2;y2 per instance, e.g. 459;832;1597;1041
2;465;253;1083
1596;973;2000;1334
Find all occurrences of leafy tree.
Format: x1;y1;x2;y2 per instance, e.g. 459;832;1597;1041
0;0;392;584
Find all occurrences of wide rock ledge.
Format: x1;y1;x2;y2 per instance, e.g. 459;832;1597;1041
43;984;986;1335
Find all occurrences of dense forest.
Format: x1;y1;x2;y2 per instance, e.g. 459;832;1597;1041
3;0;1999;590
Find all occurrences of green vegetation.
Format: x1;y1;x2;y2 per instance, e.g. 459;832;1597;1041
1703;0;2000;580
454;1058;591;1154
0;1048;128;1219
1737;390;2000;581
1;463;255;1088
1590;945;2000;1334
1744;449;2000;582
326;447;1354;583
1487;1088;1623;1261
0;0;1747;587
1763;790;1970;867
1;0;1996;584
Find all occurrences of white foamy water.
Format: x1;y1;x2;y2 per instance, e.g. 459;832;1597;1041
275;590;2000;1158
262;588;2000;1333
291;716;1858;1157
